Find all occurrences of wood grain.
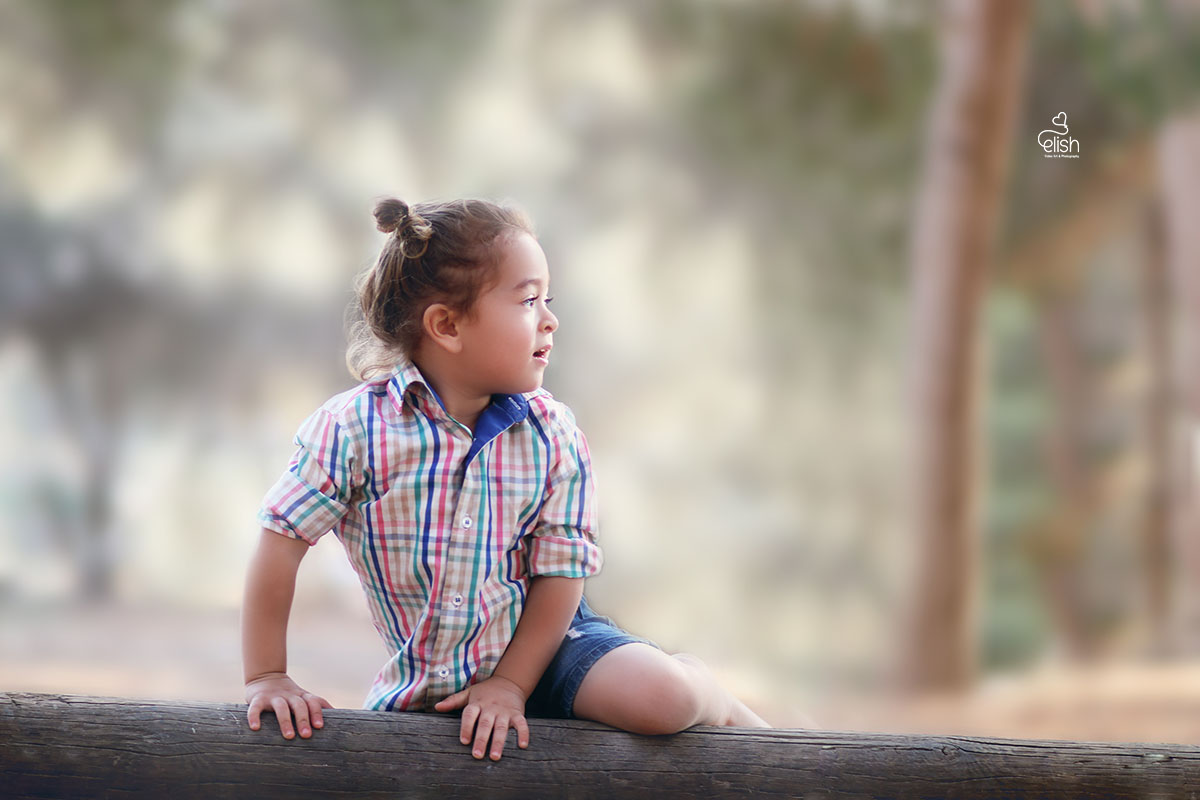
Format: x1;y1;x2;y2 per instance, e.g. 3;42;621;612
3;692;1198;798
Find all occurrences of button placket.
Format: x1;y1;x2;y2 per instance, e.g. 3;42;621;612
434;463;480;684
434;451;491;694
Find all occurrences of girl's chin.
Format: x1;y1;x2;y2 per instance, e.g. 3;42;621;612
502;377;543;395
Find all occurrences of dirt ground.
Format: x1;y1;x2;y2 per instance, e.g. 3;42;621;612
3;600;1199;746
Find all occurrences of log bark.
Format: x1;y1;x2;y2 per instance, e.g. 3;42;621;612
3;692;1200;799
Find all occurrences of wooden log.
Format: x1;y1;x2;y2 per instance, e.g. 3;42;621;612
2;691;1198;799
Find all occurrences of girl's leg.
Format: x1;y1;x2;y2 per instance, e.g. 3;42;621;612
571;643;770;735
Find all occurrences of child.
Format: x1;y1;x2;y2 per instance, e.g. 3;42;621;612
242;197;769;761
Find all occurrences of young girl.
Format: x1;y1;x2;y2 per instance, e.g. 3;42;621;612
242;198;768;761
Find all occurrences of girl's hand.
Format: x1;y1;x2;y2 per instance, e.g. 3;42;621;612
434;675;530;761
245;672;333;740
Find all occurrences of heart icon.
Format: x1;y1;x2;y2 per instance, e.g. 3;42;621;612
1052;112;1068;131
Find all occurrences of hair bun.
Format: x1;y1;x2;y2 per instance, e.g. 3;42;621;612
374;198;410;234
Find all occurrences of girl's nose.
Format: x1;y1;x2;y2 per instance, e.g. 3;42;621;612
543;308;558;332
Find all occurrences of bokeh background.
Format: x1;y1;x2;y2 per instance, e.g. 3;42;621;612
2;0;1200;742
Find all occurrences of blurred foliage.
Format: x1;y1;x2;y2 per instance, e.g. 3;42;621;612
642;0;936;365
1004;0;1200;251
1077;1;1200;129
982;1;1200;670
324;0;503;132
336;0;496;63
984;288;1056;668
29;0;186;140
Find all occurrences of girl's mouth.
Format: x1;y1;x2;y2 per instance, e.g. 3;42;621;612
533;346;551;363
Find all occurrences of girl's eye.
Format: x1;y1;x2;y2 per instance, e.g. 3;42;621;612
544;296;554;305
522;296;538;307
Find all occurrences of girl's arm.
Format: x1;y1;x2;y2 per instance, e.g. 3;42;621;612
493;575;583;694
434;575;584;760
242;528;332;739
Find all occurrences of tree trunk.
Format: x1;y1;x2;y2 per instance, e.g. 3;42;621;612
1139;197;1172;655
1158;114;1200;654
1032;291;1092;659
903;0;1031;691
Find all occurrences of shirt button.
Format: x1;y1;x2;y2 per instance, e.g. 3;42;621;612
452;594;464;607
461;516;472;528
438;667;450;679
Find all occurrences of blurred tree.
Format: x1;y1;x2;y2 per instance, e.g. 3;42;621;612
1032;290;1092;659
1004;0;1200;257
0;0;502;598
0;182;146;597
1139;198;1171;654
1158;112;1200;653
903;0;1031;691
987;0;1200;667
0;179;350;597
641;0;934;364
602;0;938;683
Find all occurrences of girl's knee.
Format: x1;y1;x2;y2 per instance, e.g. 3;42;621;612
629;655;706;735
573;645;718;735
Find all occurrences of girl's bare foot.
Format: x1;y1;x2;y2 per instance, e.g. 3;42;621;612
726;697;772;728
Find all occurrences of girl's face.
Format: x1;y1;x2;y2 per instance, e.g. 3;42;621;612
454;232;558;396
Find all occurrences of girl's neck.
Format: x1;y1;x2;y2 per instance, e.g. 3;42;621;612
410;351;488;432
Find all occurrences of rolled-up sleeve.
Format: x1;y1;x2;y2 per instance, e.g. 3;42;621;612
257;408;360;545
525;413;602;578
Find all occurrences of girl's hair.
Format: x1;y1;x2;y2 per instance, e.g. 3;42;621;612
347;197;535;380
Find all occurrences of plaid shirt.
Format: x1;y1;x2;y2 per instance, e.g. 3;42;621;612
258;360;601;712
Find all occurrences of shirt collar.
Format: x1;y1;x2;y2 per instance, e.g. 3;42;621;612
384;358;530;431
384;358;435;416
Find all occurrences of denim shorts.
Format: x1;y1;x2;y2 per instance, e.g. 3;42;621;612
525;596;658;719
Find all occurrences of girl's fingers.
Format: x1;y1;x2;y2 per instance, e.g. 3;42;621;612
435;690;468;712
270;697;296;739
287;695;313;738
246;697;264;731
514;715;530;749
459;703;481;746
489;718;510;761
472;713;497;760
303;693;329;729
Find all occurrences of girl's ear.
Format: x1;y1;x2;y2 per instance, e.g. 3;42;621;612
422;303;464;354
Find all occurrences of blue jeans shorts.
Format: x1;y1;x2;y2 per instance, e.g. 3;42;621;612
525;596;658;719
